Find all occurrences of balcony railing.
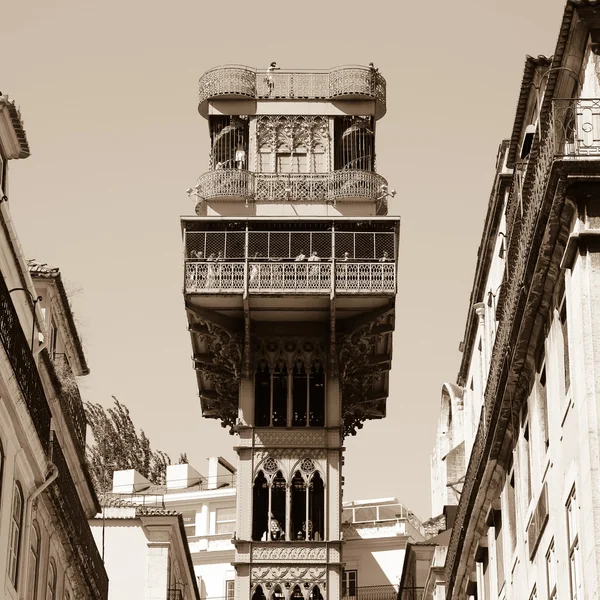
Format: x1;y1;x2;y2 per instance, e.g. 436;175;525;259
553;98;600;156
167;590;184;600
198;65;386;116
52;353;87;460
0;271;52;453
343;585;399;600
185;261;395;294
194;169;388;203
49;433;109;600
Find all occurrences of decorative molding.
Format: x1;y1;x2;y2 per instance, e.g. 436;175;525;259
255;429;327;447
256;116;329;153
251;544;327;562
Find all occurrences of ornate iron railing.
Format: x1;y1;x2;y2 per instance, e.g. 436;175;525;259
49;433;109;600
342;585;399;600
446;99;585;590
0;272;52;453
249;262;332;292
185;262;245;292
335;262;395;293
184;261;395;294
52;353;87;460
553;98;600;156
194;169;387;203
198;65;386;112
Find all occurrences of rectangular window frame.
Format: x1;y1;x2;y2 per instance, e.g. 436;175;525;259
215;505;236;535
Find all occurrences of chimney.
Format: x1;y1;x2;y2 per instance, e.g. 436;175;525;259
166;463;202;490
112;469;151;494
207;457;236;490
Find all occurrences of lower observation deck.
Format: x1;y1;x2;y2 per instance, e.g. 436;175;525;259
185;260;395;294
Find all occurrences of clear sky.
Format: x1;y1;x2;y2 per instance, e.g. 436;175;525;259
2;0;569;519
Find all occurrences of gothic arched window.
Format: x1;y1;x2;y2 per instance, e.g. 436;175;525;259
292;361;308;427
254;360;288;427
252;462;287;541
291;460;325;541
311;586;324;600
252;586;266;600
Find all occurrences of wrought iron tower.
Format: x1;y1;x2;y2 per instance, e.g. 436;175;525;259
182;64;399;600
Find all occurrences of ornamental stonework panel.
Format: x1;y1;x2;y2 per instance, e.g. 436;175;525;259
252;544;327;562
255;430;326;447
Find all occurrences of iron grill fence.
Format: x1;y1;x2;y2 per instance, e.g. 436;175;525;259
52;353;87;461
198;65;386;109
185;230;395;261
343;585;399;600
49;432;109;600
0;271;52;453
194;169;387;203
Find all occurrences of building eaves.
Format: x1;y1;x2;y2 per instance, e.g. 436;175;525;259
0;94;30;159
28;260;89;375
506;56;553;169
457;141;512;387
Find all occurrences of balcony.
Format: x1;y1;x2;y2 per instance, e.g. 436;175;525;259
49;433;109;600
183;226;396;295
51;353;87;460
0;270;52;454
198;65;386;118
194;169;388;204
343;585;400;600
553;98;600;156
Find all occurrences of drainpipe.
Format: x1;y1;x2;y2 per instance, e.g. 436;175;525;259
18;463;59;598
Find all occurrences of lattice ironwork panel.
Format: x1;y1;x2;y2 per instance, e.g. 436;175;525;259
248;263;331;292
185;262;245;293
335;263;395;293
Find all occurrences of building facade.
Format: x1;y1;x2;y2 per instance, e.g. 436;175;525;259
102;464;422;600
423;2;600;599
181;65;399;600
0;94;108;599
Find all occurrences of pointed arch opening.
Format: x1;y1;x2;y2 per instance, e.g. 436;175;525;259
291;585;303;600
291;471;307;540
270;471;286;540
311;586;324;600
309;472;325;541
252;586;266;600
252;471;268;541
272;585;285;600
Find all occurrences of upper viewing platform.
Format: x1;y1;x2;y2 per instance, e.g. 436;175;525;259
198;64;387;119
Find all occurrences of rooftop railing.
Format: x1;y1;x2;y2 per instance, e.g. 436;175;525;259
0;270;52;453
198;65;386;117
49;433;109;600
343;585;399;600
194;169;388;204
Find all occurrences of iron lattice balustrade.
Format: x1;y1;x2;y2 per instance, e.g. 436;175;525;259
194;169;388;203
198;65;386;109
0;271;52;453
446;97;595;588
52;353;87;461
185;261;395;294
342;585;399;600
49;433;109;600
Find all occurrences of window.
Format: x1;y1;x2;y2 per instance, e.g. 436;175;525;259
254;360;288;427
29;522;41;600
566;488;582;599
8;481;24;586
522;419;532;505
507;468;517;554
226;580;235;600
546;539;557;600
46;559;57;600
342;570;357;598
538;364;549;450
493;510;505;592
560;297;570;393
216;506;236;535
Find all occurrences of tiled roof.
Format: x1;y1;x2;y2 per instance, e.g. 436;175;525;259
506;55;552;168
136;507;181;517
0;94;30;159
27;260;89;375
